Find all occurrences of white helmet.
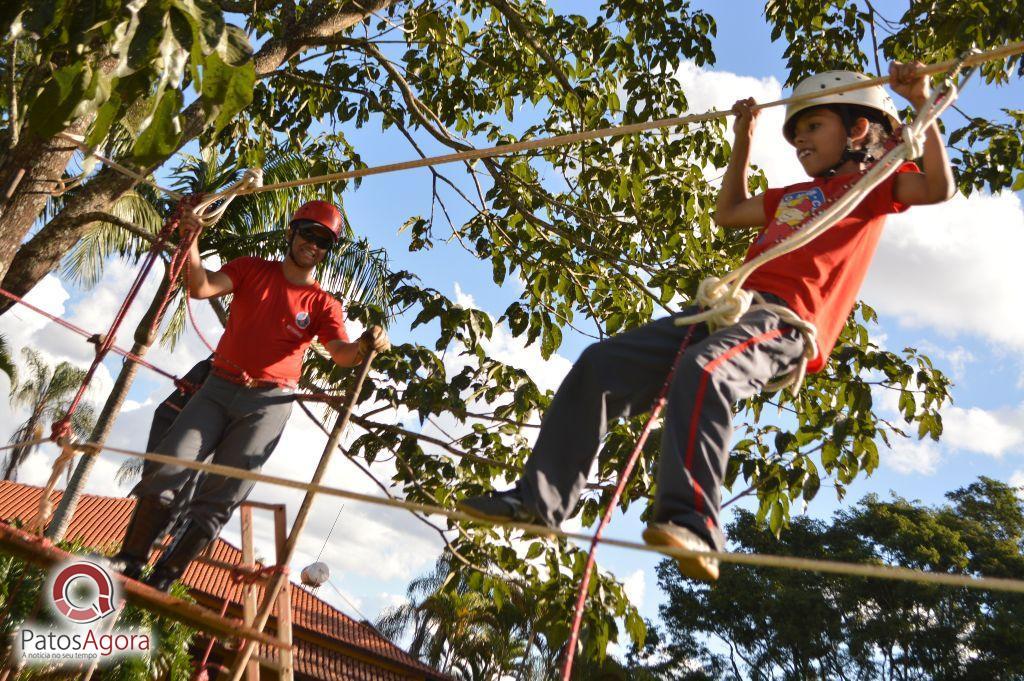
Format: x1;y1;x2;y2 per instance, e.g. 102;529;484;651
783;71;900;141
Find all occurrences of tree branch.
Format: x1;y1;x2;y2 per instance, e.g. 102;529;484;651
485;0;576;98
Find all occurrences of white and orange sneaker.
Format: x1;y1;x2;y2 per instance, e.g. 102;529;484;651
642;522;720;582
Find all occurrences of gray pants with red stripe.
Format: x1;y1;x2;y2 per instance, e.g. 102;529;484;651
517;297;805;550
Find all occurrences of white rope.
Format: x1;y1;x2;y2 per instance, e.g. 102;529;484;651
189;167;264;227
55;132;184;199
674;57;973;394
51;440;1024;595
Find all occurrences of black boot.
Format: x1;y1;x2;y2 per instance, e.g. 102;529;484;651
145;522;213;592
109;496;175;580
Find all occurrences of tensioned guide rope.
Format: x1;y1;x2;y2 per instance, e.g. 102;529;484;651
48;440;1024;596
53;42;1024;201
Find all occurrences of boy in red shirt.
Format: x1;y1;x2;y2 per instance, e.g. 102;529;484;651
112;201;390;590
460;62;954;581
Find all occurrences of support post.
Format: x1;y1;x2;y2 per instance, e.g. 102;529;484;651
240;505;261;681
273;504;294;681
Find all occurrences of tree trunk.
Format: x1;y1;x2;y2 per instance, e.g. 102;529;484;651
0;0;399;318
45;273;174;541
0;115;94;279
0;167;140;315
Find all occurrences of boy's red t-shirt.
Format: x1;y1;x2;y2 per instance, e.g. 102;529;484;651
212;257;349;385
743;162;918;373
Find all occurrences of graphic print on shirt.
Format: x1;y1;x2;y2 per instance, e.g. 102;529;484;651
286;308;312;338
756;187;827;248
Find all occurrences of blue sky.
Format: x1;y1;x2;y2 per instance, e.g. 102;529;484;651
2;0;1023;652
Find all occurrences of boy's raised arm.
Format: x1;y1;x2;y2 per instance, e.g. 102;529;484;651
714;97;766;228
890;60;956;206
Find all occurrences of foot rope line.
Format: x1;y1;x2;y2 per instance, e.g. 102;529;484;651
21;438;1022;597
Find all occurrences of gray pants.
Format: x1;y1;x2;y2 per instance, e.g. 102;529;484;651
134;375;293;539
518;299;805;550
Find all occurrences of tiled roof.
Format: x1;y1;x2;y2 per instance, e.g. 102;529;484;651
0;481;447;681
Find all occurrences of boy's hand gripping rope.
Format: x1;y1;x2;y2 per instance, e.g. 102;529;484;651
673;53;978;395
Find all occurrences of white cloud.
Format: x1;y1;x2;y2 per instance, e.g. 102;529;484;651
453;282;573;393
1010;471;1024;499
863;191;1024;351
672;61;805;186
884;438;941;475
941;405;1024;458
622;568;646;606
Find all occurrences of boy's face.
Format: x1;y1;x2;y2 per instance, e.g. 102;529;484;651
789;107;848;177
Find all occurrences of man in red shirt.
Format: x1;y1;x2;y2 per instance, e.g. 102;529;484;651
112;200;390;591
460;62;954;581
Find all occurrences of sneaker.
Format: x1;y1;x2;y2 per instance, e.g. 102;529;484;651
642;522;720;582
458;489;554;536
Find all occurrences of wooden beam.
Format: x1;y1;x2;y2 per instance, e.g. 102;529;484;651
273;505;294;681
0;522;288;650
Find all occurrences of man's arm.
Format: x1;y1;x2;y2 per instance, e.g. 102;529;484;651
324;326;390;368
890;61;956;206
714;97;767;228
179;211;234;299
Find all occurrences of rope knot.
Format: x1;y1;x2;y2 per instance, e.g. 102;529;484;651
174;378;198;395
695;277;752;330
900;125;926;160
49;419;72;444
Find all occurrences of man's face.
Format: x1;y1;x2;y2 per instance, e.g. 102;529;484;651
290;223;335;268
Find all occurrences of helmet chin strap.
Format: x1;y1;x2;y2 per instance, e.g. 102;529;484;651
817;139;875;178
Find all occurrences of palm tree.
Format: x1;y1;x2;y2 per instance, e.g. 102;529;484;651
376;556;536;679
3;348;95;481
0;333;15;385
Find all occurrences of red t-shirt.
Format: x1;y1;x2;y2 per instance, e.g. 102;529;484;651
743;162;918;373
213;257;349;385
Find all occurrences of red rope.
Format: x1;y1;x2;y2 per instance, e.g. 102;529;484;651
0;286;192;390
45;199;198;442
560;325;696;680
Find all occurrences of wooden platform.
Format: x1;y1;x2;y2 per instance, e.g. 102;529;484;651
0;521;288;650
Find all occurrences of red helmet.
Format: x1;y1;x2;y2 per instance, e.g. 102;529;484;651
290;201;344;240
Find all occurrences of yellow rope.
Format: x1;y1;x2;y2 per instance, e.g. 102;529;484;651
62;440;1024;595
0;437;48;453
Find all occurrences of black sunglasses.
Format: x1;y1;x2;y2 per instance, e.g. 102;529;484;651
293;222;336;250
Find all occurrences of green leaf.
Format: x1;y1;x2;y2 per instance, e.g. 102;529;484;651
26;62;89;138
132;88;184;165
217;24;252;67
200;51;255;138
